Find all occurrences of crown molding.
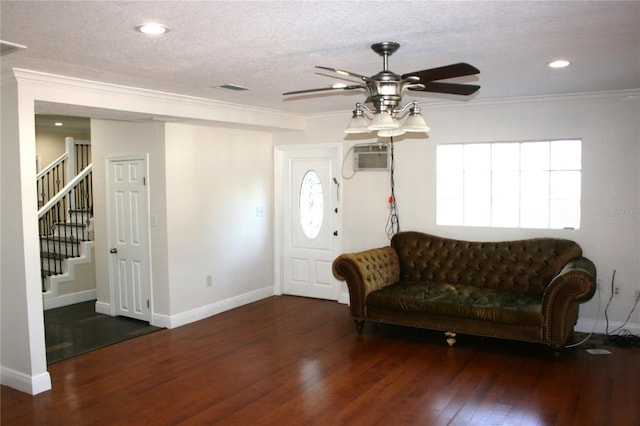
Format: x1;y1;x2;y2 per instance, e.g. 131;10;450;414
9;68;306;131
422;89;640;110
305;88;640;120
7;68;637;125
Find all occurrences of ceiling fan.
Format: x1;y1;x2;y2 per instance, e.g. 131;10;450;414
283;41;480;111
283;42;480;136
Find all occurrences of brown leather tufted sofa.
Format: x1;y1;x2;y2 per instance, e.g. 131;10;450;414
332;231;596;351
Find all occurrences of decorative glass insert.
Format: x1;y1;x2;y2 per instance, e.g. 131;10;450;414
437;140;581;229
299;170;323;239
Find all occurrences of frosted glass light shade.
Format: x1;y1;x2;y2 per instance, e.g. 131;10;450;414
368;111;400;130
378;128;406;137
402;112;430;132
344;115;371;133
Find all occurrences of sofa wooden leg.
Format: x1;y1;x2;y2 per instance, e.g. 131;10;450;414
445;331;457;347
551;345;564;358
354;320;365;335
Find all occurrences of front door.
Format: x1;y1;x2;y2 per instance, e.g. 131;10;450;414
106;157;151;321
277;145;342;300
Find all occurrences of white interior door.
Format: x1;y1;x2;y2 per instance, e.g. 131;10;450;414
107;157;151;321
279;145;342;300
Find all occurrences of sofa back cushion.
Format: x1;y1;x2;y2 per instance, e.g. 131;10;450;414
391;231;582;295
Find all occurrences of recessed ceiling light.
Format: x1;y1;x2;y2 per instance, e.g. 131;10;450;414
54;122;63;127
548;59;570;69
135;23;169;35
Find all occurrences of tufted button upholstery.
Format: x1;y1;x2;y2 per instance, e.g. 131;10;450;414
333;231;596;350
391;231;582;296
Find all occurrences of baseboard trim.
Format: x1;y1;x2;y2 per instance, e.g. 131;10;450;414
575;317;640;336
161;286;275;329
0;366;51;395
95;300;112;316
43;289;97;310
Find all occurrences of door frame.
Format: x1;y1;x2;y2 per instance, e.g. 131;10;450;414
104;154;153;320
274;143;347;303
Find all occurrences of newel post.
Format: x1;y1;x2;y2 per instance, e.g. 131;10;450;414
65;136;76;211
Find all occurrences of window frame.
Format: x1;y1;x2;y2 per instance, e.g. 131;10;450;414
436;139;582;230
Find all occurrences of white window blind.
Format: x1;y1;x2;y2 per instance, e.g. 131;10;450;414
436;140;581;229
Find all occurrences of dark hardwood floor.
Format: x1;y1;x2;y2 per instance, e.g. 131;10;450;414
2;295;638;425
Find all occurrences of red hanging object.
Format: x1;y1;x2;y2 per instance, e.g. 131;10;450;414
388;195;394;204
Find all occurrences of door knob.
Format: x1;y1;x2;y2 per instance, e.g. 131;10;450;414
333;231;338;236
110;248;118;253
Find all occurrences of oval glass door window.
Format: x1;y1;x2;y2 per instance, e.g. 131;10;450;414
299;170;324;239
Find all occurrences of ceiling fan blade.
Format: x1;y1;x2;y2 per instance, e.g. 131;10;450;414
409;82;480;95
315;66;368;80
283;84;364;96
402;63;480;82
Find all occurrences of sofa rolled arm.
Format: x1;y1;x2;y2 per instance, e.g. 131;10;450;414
332;246;400;318
542;257;597;345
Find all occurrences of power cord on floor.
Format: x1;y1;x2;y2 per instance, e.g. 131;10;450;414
565;279;601;348
604;269;640;347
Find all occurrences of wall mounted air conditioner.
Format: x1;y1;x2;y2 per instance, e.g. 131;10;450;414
353;143;390;171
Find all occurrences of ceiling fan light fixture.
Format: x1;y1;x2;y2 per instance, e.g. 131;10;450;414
402;113;430;133
285;42;479;137
344;116;370;133
378;128;406;137
401;103;430;133
345;104;371;133
368;110;400;131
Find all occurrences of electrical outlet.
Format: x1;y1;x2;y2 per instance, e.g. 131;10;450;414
206;275;213;287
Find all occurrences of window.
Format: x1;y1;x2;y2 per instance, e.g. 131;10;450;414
437;140;581;229
299;170;324;238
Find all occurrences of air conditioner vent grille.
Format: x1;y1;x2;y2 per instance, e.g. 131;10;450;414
353;144;390;171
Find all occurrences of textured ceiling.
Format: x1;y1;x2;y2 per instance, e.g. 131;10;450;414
1;1;639;121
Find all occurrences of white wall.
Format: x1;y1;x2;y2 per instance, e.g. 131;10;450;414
1;69;296;394
91;119;275;327
35;128;90;169
90;119;170;319
0;78;51;394
276;92;640;333
415;94;640;333
164;123;274;326
2;66;637;395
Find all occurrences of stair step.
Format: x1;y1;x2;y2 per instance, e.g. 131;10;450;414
40;251;72;260
68;209;92;224
41;235;82;243
53;221;90;240
41;269;60;278
40;236;81;256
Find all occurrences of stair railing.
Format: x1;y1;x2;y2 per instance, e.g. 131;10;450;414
36;138;91;208
36;152;68;209
38;164;93;288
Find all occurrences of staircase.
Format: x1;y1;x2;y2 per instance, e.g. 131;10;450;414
38;138;94;305
40;207;93;281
